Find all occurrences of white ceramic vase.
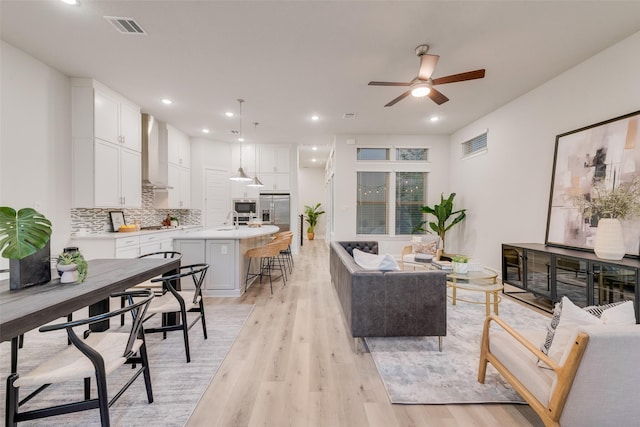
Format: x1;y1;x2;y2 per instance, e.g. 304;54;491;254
58;263;79;283
452;261;469;274
594;218;626;260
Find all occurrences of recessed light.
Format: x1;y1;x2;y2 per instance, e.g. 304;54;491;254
430;116;439;122
225;112;234;117
312;146;318;151
311;158;317;162
311;115;320;121
161;98;172;105
202;129;210;134
61;0;80;5
238;137;245;142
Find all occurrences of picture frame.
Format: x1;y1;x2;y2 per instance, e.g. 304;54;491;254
545;110;640;258
109;211;125;232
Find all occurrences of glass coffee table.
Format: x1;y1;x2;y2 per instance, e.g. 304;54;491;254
446;267;502;317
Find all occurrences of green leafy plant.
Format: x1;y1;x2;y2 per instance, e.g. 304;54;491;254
571;177;640;220
0;207;52;260
57;250;88;282
415;193;467;250
304;203;325;233
452;255;469;263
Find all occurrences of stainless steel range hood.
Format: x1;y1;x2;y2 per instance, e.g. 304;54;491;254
141;113;173;190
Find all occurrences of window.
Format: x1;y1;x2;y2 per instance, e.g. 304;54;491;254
395;172;427;234
462;132;488;158
396;148;428;161
357;172;388;234
357;148;389;160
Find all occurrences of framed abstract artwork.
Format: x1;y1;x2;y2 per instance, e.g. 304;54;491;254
545;110;640;258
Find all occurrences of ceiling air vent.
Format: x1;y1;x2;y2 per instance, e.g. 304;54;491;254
343;113;357;119
104;16;146;35
229;130;240;135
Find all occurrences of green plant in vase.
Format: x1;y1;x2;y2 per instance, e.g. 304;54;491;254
415;193;466;251
0;207;53;289
304;203;325;240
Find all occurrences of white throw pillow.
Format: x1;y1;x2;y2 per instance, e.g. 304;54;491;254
541;297;636;368
352;248;400;271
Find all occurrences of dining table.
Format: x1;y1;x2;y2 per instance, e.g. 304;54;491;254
0;257;180;373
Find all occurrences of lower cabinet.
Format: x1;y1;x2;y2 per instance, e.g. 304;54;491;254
502;243;640;321
206;240;235;290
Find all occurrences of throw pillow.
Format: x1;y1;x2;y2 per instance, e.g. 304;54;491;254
412;236;439;255
539;297;636;368
352;248;400;271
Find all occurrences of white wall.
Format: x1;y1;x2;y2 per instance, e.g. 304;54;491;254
298;167;326;239
332;134;450;254
448;30;640;272
0;41;72;268
190;136;231;213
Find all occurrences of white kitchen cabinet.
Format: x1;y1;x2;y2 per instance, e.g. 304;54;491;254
166;163;191;209
71;230;180;260
230;180;260;199
173;239;206;290
71;78;142;208
259;173;290;192
205;240;235;290
259;145;290;173
167;124;191;168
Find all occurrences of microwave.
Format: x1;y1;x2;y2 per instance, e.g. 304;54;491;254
233;199;257;215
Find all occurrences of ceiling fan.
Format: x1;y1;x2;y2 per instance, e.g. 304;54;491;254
368;44;485;107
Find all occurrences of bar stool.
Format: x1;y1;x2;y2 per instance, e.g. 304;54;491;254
272;231;294;273
245;241;288;294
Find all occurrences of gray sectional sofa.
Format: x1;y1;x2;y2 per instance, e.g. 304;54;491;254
329;241;447;349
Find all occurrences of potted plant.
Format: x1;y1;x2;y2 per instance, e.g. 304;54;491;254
415;193;467;251
56;248;88;283
304;203;325;240
0;207;53;289
451;255;469;274
571;177;640;260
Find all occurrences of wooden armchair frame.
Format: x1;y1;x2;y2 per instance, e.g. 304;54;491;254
478;315;589;427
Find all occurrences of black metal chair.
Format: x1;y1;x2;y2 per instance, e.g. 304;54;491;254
6;289;154;427
143;263;209;363
120;251;182;325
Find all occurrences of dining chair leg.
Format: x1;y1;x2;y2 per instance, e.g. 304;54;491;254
84;377;91;400
6;374;18;427
181;309;191;363
139;342;154;403
199;300;208;339
95;366;111;427
245;258;252;292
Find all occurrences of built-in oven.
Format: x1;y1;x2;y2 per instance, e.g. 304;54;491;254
233;199;257;224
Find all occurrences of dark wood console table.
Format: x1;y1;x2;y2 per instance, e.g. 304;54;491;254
502;243;639;321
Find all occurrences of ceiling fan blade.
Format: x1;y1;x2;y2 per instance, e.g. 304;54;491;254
432;69;486;85
418;54;439;80
428;88;449;105
384;90;411;107
369;81;411;87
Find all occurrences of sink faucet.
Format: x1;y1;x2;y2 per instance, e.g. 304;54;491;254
226;210;239;230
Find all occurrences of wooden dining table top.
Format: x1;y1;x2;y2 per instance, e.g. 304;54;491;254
0;257;180;342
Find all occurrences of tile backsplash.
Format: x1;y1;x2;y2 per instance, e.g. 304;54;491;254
70;188;201;234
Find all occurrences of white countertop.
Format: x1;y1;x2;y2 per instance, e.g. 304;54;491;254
172;225;280;240
71;225;202;240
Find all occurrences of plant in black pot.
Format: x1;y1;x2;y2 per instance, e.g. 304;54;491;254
304;203;325;240
0;207;53;290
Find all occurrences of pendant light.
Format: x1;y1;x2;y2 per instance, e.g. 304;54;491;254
247;122;264;188
230;98;251;182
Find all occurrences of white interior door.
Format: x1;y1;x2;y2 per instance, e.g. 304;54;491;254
205;168;230;228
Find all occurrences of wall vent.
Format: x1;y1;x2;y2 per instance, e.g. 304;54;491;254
461;131;488;158
343;113;357;119
104;16;147;35
229;130;240;135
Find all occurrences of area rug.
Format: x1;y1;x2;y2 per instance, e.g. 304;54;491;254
0;303;254;426
365;292;550;404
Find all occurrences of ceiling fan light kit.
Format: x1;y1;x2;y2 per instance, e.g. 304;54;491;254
369;43;485;107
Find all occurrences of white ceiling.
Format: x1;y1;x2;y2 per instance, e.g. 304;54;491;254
2;1;640;169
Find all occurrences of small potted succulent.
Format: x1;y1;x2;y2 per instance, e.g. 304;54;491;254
451;255;469;274
56;247;87;284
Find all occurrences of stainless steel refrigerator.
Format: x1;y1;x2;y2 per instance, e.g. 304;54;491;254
260;193;290;231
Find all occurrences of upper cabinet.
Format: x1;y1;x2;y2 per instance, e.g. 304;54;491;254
71;78;142;208
259;145;290;173
167;124;191;168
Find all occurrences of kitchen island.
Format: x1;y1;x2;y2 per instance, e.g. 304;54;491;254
172;225;280;296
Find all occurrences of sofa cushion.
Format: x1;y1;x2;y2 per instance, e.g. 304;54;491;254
352;248;399;271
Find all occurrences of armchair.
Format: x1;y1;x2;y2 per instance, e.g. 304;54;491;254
478;315;640;427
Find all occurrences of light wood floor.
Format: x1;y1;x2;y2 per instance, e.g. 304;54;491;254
187;240;544;427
